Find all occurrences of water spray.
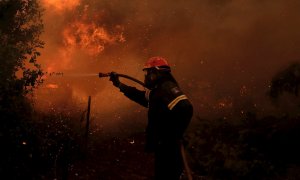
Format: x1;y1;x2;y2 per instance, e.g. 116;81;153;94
46;72;99;77
45;71;146;87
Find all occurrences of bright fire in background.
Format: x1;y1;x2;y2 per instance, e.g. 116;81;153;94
63;20;125;56
35;0;131;120
40;0;126;70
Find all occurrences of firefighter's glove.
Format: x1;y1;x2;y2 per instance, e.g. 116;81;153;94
109;72;121;87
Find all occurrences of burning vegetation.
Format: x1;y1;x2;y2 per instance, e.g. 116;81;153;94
62;19;125;56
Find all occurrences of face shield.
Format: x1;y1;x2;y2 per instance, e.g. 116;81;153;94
143;68;157;89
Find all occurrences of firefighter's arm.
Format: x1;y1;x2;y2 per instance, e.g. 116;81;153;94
119;83;149;108
109;72;148;107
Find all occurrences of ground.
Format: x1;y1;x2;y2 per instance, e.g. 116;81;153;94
69;132;155;180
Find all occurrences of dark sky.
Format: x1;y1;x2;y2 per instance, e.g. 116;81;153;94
35;0;300;125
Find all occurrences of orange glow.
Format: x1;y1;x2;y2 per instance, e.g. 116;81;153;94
42;0;80;12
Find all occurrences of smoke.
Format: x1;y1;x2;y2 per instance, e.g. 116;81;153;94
35;0;300;122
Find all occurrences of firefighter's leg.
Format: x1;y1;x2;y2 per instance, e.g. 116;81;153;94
154;141;183;180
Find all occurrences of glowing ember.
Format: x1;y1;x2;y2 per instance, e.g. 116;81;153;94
129;140;135;144
240;85;248;96
218;102;226;108
46;84;59;89
217;98;233;109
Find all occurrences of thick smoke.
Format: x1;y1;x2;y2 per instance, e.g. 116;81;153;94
35;0;300;124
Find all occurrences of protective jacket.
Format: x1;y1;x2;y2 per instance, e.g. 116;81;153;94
119;78;193;152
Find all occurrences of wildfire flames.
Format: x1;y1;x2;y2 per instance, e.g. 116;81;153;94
35;0;128;114
63;21;125;56
39;0;126;72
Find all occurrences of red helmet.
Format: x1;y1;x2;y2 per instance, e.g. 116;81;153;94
143;57;170;70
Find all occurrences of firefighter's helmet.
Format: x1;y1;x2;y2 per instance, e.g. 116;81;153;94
143;57;170;71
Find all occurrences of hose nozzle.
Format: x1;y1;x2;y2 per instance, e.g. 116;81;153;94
99;72;111;78
98;72;146;87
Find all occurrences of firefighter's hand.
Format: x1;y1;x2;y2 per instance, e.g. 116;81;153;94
109;72;120;87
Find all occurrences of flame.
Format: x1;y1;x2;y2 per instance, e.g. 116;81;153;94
63;21;125;56
41;4;126;72
36;0;127;114
42;0;80;12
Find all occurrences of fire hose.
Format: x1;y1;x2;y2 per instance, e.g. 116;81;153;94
99;72;146;87
99;72;193;180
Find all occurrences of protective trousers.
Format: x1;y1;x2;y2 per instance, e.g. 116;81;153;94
154;141;183;180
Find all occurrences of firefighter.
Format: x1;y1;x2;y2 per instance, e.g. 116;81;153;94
109;57;193;179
